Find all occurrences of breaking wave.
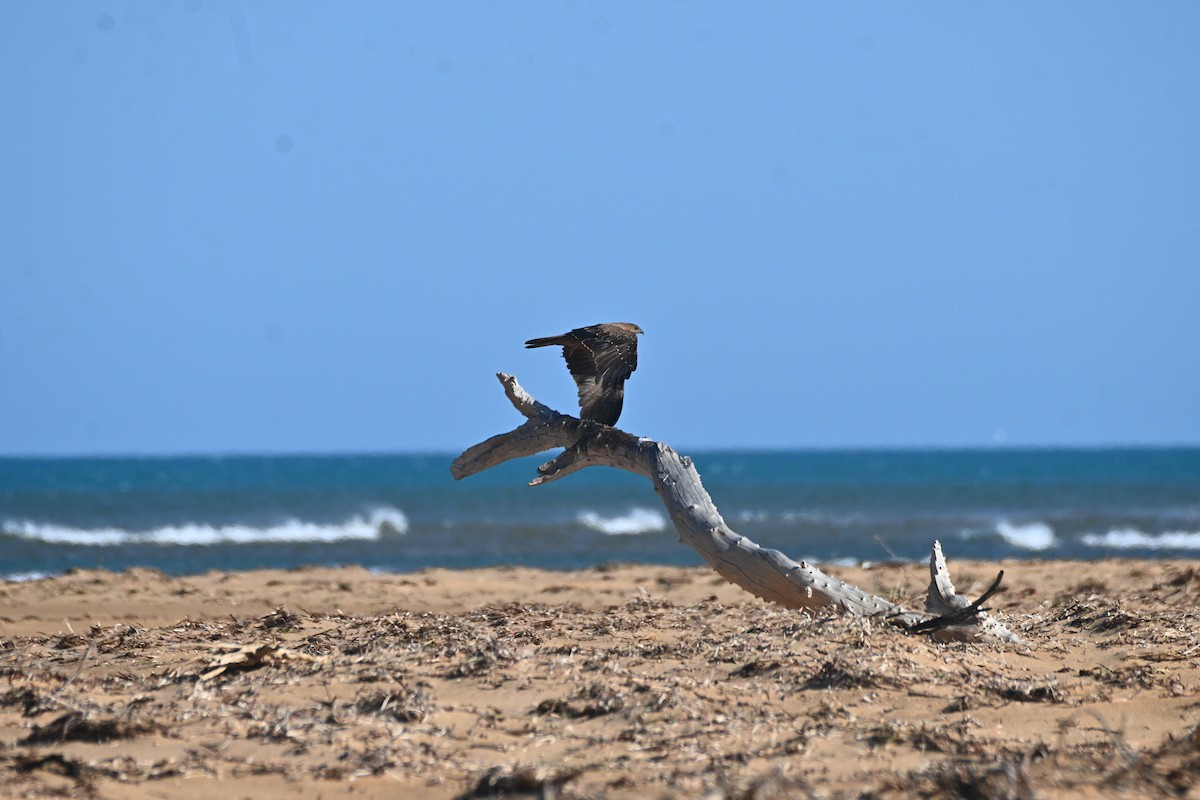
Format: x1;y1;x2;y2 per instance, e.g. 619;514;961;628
578;507;667;536
992;520;1056;551
3;572;52;583
1;507;408;547
1081;529;1200;550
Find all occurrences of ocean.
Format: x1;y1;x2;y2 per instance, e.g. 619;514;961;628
2;448;1199;580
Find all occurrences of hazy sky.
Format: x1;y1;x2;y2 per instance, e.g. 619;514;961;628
2;3;1198;455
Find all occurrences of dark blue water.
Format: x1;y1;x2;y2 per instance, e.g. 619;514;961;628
2;449;1198;578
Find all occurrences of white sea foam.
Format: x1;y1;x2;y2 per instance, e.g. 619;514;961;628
993;520;1056;551
2;571;53;583
1081;529;1200;550
2;507;407;547
578;507;667;536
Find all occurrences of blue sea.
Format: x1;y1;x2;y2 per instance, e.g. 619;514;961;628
2;449;1199;580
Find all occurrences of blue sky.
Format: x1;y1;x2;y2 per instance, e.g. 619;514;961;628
2;3;1198;455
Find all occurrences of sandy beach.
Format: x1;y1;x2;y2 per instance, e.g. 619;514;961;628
2;559;1199;798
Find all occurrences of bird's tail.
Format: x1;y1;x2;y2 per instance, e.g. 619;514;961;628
525;335;566;349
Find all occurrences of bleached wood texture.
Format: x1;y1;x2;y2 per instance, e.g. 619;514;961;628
452;373;1019;644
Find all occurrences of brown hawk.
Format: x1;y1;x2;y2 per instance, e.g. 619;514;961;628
525;322;643;426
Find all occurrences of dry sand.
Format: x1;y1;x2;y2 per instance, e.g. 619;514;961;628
2;559;1199;798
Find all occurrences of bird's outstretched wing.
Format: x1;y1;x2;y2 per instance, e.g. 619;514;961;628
526;323;641;426
563;327;637;389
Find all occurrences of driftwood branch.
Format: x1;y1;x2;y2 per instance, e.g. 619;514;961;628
453;373;1020;644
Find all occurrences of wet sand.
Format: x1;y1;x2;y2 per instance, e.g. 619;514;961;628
2;559;1199;798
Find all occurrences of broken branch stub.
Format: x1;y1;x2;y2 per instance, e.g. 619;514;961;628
452;373;1020;644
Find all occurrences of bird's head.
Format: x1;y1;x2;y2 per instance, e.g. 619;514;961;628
616;322;644;336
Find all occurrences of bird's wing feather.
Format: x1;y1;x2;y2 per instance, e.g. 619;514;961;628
575;378;625;426
594;337;637;388
566;327;637;389
531;324;638;426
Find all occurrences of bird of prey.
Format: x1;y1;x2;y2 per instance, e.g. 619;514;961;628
525;322;644;426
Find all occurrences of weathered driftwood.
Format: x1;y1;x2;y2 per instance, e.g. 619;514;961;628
452;373;1020;644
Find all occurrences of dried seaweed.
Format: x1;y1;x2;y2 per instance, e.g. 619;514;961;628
354;683;435;723
535;682;626;719
2;564;1199;799
20;711;161;745
801;655;901;691
457;764;582;800
1055;599;1142;633
984;677;1067;705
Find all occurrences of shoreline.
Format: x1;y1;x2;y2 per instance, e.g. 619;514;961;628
2;546;1189;583
3;560;1198;798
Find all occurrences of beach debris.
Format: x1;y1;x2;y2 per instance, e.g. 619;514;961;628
457;764;583;799
197;642;317;681
802;654;903;691
984;677;1066;705
258;606;303;630
8;751;106;794
728;659;782;679
905;540;1020;643
534;681;626;719
445;640;514;678
707;769;821;800
354;683;435;723
2;567;1199;798
19;711;161;745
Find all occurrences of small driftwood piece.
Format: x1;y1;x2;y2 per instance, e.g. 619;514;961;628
452;373;1020;644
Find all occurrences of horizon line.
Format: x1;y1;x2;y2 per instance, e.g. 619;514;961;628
3;442;1199;460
